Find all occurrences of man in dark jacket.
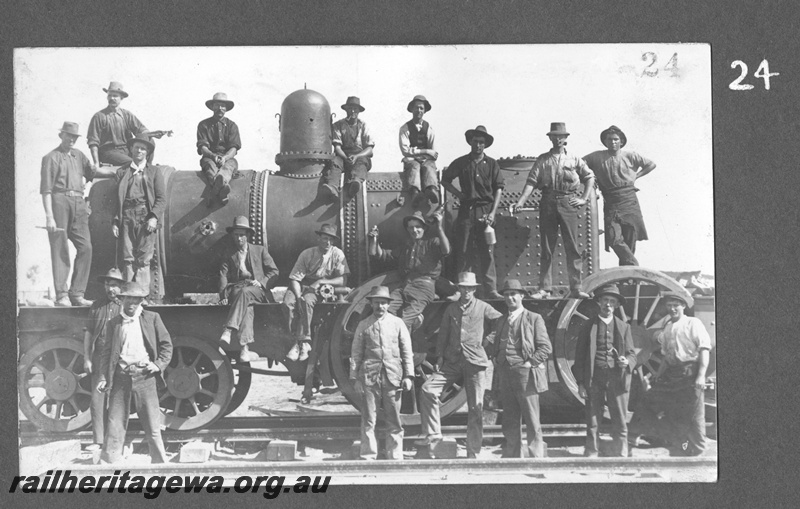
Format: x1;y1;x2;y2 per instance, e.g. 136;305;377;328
572;284;637;457
197;92;241;203
488;279;552;457
219;216;279;362
97;282;173;464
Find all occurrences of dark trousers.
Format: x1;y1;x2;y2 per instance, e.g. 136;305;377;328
539;195;584;290
585;367;630;456
388;278;436;340
90;348;107;444
498;363;545;458
101;366;168;464
200;156;238;186
99;143;154;165
120;205;157;291
225;284;269;345
48;193;92;299
323;155;371;189
453;205;497;295
360;369;404;460
403;159;438;192
420;361;486;455
608;217;639;266
283;287;317;340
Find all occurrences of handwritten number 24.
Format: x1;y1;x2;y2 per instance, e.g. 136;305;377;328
641;52;678;77
729;60;779;90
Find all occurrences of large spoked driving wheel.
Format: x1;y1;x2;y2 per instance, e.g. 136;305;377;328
18;337;93;432
160;337;233;430
329;272;467;426
553;266;694;409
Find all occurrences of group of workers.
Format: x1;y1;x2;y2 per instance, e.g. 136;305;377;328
38;81;708;463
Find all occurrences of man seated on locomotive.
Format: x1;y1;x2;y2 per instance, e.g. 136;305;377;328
97;282;173;464
441;125;505;300
628;291;711;456
219;216;280;363
320;96;374;201
283;223;350;362
111;134;166;294
83;267;125;451
582;125;657;266
350;285;414;460
197;92;241;204
416;271;503;459
509;122;595;299
398;95;439;207
368;209;450;342
571;284;637;457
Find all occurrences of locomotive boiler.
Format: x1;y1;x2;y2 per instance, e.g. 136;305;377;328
17;88;716;434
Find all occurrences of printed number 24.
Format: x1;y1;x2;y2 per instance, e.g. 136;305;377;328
729;60;779;90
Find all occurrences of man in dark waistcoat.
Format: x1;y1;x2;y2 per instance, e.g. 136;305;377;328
321;96;375;201
398;95;439;206
197;92;241;204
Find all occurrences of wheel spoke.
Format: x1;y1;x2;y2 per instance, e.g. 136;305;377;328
176;347;185;367
574;311;589;321
197;372;211;381
75;386;92;396
36;398;51;410
55;402;64;419
66;352;79;371
67;397;81;415
632;283;642;325
173;398;181;416
34;361;51;378
27;379;46;389
191;353;202;368
52;350;63;370
643;295;661;326
198;389;214;398
188;396;201;416
159;391;170;403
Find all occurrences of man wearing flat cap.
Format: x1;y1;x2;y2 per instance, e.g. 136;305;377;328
398;95;439;206
572;284;637;457
487;279;552;457
41;121;115;306
219;216;280;362
583;126;657;266
197;92;242;204
442;125;505;300
321;96;375;201
417;272;503;458
369;209;450;339
511;122;595;299
87;81;155;167
629;291;711;456
97;282;173;464
350;285;414;460
83;268;125;450
111;134;166;294
283;224;350;362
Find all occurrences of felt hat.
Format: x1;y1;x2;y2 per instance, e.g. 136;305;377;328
593;284;626;305
126;134;155;154
118;282;149;298
600;125;627;147
500;279;528;295
407;94;431;113
365;285;392;301
456;272;480;287
402;210;430;229
465;125;494;148
315;223;340;241
59;121;81;137
226;216;255;235
661;290;692;308
96;267;125;284
205;92;235;111
103;81;129;98
341;96;365;112
546;122;570;136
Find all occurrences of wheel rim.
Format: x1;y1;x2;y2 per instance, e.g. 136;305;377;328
160;337;233;430
329;272;467;425
18;337;92;432
553;266;694;408
223;351;253;416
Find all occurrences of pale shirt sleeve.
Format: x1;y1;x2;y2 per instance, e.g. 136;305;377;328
399;123;413;158
361;121;375;147
631;151;656;172
331;121;343;147
525;157;544;188
691;318;712;350
575;156;595;183
333;249;350;276
289;249;313;281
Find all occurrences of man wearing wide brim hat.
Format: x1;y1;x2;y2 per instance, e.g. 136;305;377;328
198;92;242;204
510;122;596;299
442;125;505;299
398;95;440;207
486;278;552;458
571;283;637;457
88;81;152;166
97;281;173;464
218;216;279;362
321;96;375;202
583;125;657;266
369;208;451;340
417;272;503;458
629;289;711;457
284;223;350;361
40;121;107;307
112;133;166;295
350;285;414;460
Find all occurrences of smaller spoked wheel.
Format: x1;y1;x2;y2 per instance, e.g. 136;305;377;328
160;337;233;430
18;337;93;432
